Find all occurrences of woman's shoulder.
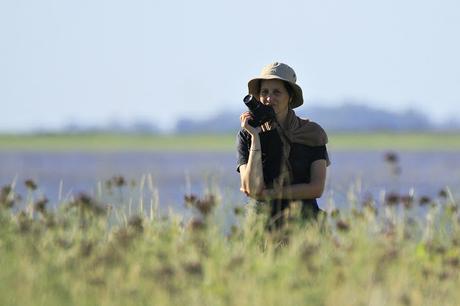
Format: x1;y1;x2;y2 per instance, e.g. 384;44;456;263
294;117;328;146
298;118;326;133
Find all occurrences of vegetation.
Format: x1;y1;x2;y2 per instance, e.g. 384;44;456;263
1;174;460;306
2;132;460;152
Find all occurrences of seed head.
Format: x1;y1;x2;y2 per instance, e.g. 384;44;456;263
128;215;143;233
419;196;432;206
185;194;216;216
35;197;49;214
182;261;203;276
187;218;206;231
233;206;244;216
24;179;37;191
384;152;399;164
401;195;414;209
336;219;350;232
112;176;126;187
438;188;448;199
385;192;400;206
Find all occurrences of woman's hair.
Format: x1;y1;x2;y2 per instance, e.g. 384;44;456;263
256;80;293;98
283;81;294;98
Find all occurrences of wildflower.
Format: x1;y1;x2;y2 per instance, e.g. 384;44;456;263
1;185;12;197
329;208;340;218
419;196;432;206
0;185;15;209
187;218;206;231
35;197;49;214
438;188;448;199
444;257;460;268
336;219;350;232
384;151;398;164
301;243;319;260
24;179;37;191
184;194;197;203
182;261;203;277
185;194;216;216
400;195;414;209
68;193;107;216
233;206;244;216
113;227;133;248
385;192;400;206
128;215;143;233
112;176;126;187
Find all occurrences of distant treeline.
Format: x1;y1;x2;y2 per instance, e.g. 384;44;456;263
59;103;460;134
175;103;460;134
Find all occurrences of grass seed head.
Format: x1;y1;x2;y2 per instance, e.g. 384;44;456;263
182;261;203;277
0;185;15;209
336;219;350;232
233;206;244;216
128;215;144;233
384;151;399;164
185;194;216;216
438;188;448;198
35;197;49;214
24;179;37;191
401;195;414;209
112;175;126;187
385;192;400;206
419;196;432;206
187;218;206;232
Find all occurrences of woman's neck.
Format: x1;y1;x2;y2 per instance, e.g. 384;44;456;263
276;109;289;127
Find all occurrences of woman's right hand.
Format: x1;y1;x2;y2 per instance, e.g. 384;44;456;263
240;111;261;136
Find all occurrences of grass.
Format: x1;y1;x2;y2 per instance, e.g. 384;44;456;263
1;132;460;152
1;178;460;306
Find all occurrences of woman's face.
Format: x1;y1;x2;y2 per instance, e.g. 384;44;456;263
259;79;290;115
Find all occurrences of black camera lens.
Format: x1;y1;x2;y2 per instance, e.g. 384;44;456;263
243;95;258;109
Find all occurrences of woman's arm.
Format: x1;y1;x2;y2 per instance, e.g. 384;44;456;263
239;112;265;198
260;159;327;200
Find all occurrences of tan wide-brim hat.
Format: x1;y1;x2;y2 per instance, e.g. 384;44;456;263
248;62;304;109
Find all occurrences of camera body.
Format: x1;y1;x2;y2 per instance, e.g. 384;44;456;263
243;94;276;127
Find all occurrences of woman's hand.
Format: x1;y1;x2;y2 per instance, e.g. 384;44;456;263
240;111;261;136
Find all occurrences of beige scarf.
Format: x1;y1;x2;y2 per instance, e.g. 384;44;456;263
265;109;330;190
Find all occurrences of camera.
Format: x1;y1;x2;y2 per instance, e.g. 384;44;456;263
243;94;276;127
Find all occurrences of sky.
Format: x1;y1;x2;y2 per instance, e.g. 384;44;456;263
1;0;460;132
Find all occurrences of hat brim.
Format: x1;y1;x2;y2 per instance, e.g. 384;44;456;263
247;76;304;109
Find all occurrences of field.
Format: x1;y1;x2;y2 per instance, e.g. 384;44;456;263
2;132;460;151
1;183;460;306
1;132;460;305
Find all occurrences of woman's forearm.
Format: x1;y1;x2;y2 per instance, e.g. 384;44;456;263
241;135;265;196
263;160;327;200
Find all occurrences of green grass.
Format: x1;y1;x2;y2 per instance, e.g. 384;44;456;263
1;132;460;152
1;183;460;306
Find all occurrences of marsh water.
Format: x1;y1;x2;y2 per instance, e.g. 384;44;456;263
1;150;460;215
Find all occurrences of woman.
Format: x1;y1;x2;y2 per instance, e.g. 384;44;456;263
237;62;330;228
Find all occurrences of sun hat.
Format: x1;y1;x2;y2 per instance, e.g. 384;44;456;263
247;62;304;109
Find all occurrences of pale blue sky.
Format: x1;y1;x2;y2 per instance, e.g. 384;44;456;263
1;0;459;132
